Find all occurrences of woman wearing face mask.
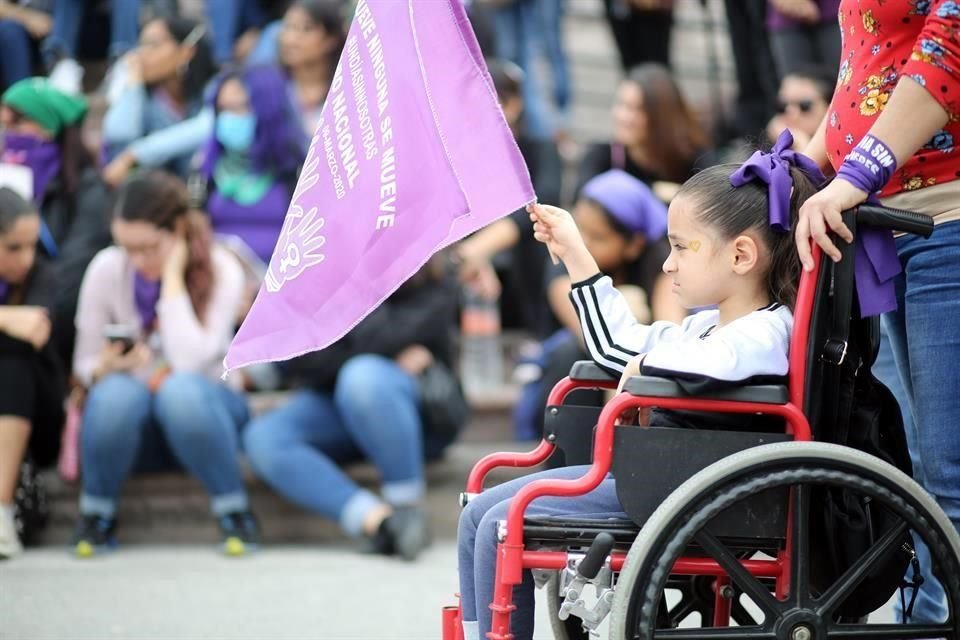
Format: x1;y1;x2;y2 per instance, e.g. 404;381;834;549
0;187;65;559
0;78;112;368
101;16;218;188
70;170;258;558
201;65;306;265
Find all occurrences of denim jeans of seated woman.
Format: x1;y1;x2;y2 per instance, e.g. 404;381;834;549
79;372;251;520
881;219;960;624
242;354;454;538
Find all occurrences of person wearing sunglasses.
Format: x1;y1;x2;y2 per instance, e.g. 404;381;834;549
766;66;833;151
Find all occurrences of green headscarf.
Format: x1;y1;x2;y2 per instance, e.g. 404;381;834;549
2;78;88;136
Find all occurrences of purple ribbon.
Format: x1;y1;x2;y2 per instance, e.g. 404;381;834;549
133;272;162;330
729;130;828;231
728;129;900;317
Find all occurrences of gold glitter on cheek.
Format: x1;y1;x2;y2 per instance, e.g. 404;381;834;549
688;239;702;252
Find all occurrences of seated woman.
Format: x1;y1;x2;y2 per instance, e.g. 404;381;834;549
577;63;710;200
458;133;819;640
275;0;346;137
70;171;257;558
0;187;65;559
243;257;462;561
765;65;833;151
101;16;217;187
201;65;306;265
1;78;112;367
515;169;686;442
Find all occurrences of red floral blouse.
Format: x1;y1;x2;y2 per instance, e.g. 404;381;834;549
825;0;960;196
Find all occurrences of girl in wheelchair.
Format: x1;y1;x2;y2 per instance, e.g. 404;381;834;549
457;132;823;640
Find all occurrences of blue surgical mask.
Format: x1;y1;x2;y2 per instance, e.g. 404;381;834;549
215;112;257;153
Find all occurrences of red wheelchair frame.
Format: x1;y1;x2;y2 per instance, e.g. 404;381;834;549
441;243;826;640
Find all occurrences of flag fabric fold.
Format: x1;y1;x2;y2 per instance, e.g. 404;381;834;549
224;0;535;373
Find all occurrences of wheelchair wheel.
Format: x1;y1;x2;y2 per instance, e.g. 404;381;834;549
609;442;960;640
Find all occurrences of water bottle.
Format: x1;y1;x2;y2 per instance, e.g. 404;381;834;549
460;286;504;395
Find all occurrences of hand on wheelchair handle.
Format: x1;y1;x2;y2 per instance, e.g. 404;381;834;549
795;178;867;271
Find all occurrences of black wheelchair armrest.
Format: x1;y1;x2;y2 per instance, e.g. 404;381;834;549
622;375;789;405
569;360;617;382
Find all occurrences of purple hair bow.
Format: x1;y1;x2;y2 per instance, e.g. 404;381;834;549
729;130;827;232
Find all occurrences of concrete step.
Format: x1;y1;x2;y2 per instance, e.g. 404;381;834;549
35;433;545;548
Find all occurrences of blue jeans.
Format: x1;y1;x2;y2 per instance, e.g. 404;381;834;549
0;20;37;92
79;373;251;519
881;220;960;624
493;0;570;139
43;0;140;62
244;355;450;537
205;0;266;64
457;466;624;640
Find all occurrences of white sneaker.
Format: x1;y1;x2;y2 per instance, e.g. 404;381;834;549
48;58;85;95
0;504;23;559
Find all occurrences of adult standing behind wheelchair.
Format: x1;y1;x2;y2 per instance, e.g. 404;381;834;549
457;132;820;640
243;257;464;561
70;170;258;558
794;0;960;624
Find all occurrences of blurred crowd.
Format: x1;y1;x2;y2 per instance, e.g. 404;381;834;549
0;0;842;561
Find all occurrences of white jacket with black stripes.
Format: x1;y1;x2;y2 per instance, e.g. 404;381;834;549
569;274;793;392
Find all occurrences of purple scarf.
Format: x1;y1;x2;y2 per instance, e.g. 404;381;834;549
133;272;162;330
1;133;62;204
730;129;900;316
0;281;9;305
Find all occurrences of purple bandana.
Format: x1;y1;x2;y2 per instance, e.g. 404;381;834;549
580;169;668;241
1;133;62;203
730;130;900;317
133;272;162;330
729;130;827;231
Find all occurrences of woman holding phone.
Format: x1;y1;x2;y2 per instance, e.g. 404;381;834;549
70;170;257;558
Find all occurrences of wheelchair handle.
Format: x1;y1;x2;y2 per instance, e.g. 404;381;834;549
855;204;934;238
577;532;615;580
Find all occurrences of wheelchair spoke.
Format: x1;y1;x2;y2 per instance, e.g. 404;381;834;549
731;598;761;626
693;530;781;617
788;483;812;606
826;622;955;638
815;520;910;617
653;627;775;639
666;597;699;627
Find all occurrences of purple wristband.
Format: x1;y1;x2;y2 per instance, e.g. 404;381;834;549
836;133;898;194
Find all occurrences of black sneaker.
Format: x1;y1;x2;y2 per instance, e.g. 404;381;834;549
72;515;117;558
381;506;431;561
218;511;261;556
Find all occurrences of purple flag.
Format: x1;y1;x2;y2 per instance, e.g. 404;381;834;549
224;0;535;372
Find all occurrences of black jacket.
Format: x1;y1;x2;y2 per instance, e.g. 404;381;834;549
284;272;458;392
39;169;113;368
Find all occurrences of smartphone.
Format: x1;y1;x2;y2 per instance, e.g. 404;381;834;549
103;324;137;354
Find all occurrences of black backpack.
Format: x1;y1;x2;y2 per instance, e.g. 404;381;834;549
805;239;913;619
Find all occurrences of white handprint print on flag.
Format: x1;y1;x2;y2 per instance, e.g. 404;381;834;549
224;0;534;372
264;205;326;292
